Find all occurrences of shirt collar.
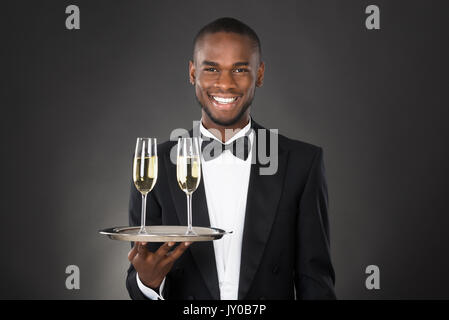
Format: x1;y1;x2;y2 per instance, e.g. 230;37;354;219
199;118;252;145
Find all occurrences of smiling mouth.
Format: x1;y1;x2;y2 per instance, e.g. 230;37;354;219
208;95;240;109
210;95;238;104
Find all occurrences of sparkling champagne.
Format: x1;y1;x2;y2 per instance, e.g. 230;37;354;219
133;156;158;194
177;156;201;194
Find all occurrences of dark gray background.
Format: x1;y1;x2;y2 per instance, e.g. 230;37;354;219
2;0;448;299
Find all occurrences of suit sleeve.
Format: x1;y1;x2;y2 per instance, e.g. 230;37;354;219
295;147;336;299
125;178;165;300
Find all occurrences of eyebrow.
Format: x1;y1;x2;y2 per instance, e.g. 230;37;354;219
233;62;250;67
201;60;250;67
201;60;219;66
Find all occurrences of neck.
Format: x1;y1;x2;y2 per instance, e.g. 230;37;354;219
201;112;250;143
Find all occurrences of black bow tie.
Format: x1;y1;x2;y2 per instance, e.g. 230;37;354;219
201;134;251;161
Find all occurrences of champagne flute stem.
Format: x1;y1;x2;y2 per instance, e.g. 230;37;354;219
186;193;194;234
139;193;148;234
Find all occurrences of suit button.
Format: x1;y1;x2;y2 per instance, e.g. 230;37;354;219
187;295;195;300
272;265;279;274
259;296;266;300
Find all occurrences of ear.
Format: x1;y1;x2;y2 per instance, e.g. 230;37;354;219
189;60;196;85
256;61;265;87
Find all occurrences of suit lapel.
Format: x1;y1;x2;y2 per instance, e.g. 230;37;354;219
163;128;220;300
238;121;289;299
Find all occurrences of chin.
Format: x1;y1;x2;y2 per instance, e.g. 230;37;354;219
209;113;244;127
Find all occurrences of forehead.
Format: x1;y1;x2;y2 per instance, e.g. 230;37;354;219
195;32;259;64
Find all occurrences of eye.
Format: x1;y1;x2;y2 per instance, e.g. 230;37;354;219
204;67;218;72
234;68;248;73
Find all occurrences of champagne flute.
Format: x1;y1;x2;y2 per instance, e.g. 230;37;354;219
177;137;201;236
133;138;158;234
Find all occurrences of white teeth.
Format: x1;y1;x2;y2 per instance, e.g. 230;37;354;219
212;96;237;104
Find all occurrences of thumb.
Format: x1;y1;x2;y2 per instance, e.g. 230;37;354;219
128;243;138;262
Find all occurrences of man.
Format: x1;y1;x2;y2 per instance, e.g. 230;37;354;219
126;17;336;300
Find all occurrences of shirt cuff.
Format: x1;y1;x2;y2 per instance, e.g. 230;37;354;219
136;273;165;300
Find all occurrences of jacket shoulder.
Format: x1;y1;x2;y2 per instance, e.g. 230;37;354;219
277;132;323;156
253;120;322;155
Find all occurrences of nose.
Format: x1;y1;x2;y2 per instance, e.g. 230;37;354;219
214;70;237;91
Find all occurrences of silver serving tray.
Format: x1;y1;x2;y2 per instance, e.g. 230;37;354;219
99;225;231;242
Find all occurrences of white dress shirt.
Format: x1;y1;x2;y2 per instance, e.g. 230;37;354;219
137;119;253;300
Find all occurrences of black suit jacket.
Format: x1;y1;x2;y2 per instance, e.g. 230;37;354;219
126;120;336;300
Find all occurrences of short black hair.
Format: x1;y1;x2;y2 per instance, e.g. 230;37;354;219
193;17;262;61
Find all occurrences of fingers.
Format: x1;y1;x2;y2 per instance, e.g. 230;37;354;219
154;242;175;260
136;241;148;258
129;241;192;265
165;242;191;263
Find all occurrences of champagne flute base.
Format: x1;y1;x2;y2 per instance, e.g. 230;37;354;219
138;226;148;235
185;227;197;236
